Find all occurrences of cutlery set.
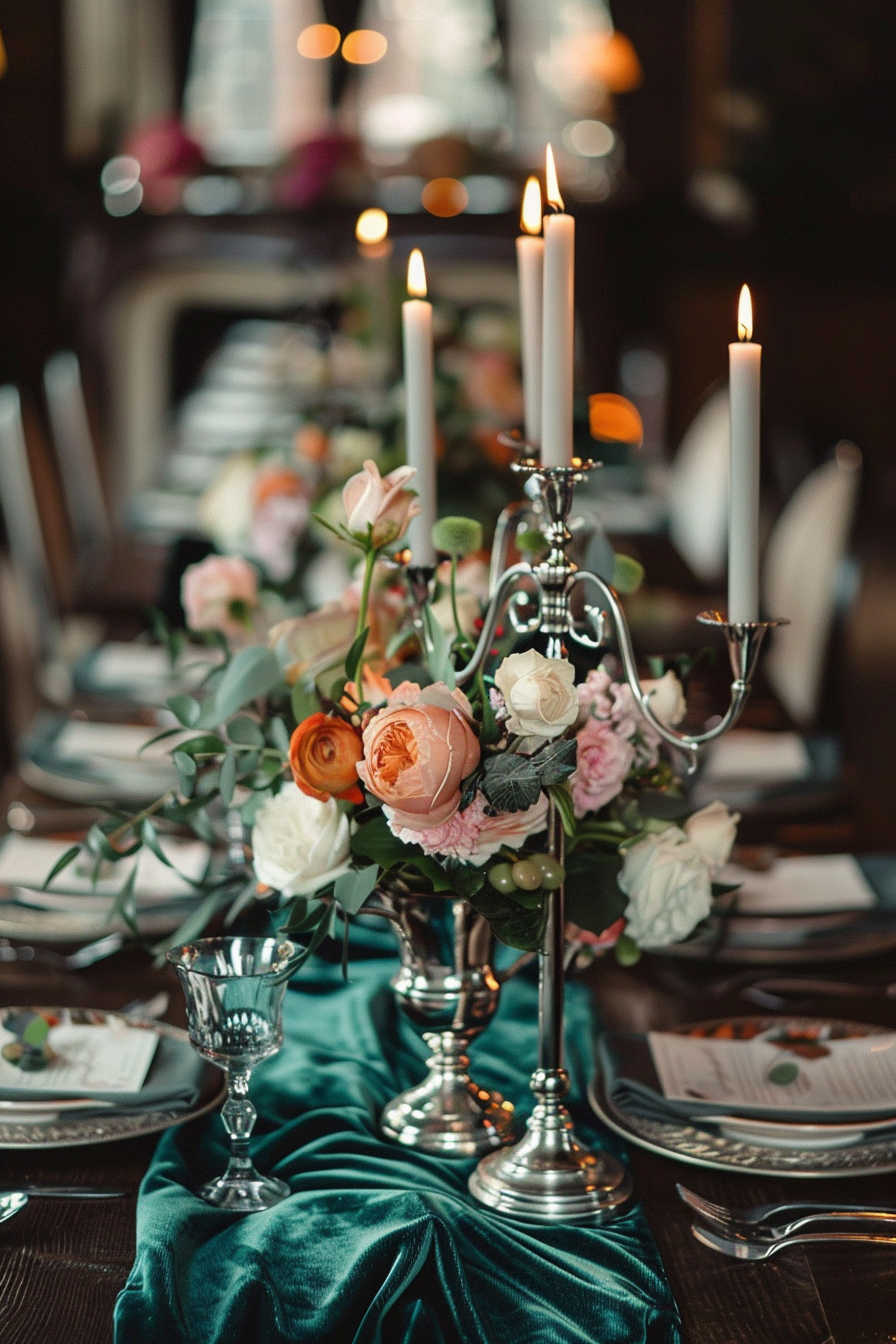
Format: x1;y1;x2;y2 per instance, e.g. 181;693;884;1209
678;1183;896;1258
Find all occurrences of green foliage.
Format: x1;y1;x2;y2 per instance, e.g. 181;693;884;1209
563;849;627;935
227;716;266;747
480;738;577;813
432;516;483;558
333;865;380;914
546;782;576;837
349;814;453;892
611;553;645;595
468;885;547;951
40;844;81;890
167;694;201;727
212;646;282;724
172;751;198;797
219;752;237;806
344;626;369;688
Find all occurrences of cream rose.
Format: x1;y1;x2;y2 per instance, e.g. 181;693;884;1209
684;800;739;877
640;670;687;727
251;784;351;897
494;650;578;739
619;828;712;948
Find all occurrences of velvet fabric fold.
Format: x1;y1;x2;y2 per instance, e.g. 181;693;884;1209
114;953;681;1344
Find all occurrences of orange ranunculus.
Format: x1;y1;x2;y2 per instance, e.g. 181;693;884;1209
289;713;364;804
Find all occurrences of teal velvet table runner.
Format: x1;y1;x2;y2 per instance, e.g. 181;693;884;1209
114;954;682;1344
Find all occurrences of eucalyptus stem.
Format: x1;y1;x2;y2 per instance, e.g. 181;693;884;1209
104;792;173;847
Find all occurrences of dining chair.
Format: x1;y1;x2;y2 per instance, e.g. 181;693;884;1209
666;384;730;584
43;351;113;585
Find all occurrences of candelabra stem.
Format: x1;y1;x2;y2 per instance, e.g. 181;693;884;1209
538;801;565;1075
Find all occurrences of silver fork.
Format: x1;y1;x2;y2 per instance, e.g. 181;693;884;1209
692;1222;896;1260
676;1183;896;1235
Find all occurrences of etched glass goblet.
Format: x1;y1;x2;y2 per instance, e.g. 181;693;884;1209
167;936;296;1213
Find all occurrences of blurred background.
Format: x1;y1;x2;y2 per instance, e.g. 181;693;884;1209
0;0;893;848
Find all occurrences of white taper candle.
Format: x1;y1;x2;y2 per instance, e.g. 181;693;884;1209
540;146;575;468
517;176;544;448
402;248;437;567
728;284;761;623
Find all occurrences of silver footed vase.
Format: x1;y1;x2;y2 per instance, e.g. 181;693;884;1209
369;877;521;1158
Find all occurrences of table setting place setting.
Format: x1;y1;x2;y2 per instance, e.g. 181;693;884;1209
2;152;894;1344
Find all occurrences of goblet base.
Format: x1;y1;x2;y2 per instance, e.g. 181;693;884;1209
381;1076;514;1158
199;1171;290;1214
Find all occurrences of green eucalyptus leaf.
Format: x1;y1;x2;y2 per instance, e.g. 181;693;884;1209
212;646;282;724
344;626;369;688
173;750;197;798
269;716;291;755
228;716;265;747
219;752;237;807
333;865;380;915
41;844;82;890
167;694;201;727
175;734;227;759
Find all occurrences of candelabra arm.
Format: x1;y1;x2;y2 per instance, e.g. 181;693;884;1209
455;563;540;687
572;571;780;770
489;501;534;597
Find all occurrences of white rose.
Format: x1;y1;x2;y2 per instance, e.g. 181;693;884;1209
494;650;578;739
639;670;687;726
684;800;740;877
251;784;351;897
619;828;712;948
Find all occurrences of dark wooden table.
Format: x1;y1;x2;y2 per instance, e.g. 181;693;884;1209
2;882;896;1340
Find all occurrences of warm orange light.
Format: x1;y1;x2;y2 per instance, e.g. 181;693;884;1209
586;31;642;93
407;249;427;298
0;30;7;79
545;145;564;211
342;29;388;64
520;176;542;235
588;393;644;446
738;284;753;341
421;177;468;218
297;23;340;58
355;207;389;246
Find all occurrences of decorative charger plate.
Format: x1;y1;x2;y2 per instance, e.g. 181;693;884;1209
589;1016;896;1179
0;1008;224;1149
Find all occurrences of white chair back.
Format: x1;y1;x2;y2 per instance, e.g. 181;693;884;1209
762;445;862;725
0;386;59;658
44;351;112;579
667;385;730;582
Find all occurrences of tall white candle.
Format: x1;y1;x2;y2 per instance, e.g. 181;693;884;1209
728;284;761;623
516;176;544;448
540;146;575;468
402;248;437;567
356;207;394;379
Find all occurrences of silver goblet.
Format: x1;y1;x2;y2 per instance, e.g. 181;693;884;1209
370;880;520;1157
167;936;295;1213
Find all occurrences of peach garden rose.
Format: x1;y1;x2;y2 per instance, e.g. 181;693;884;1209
358;681;481;831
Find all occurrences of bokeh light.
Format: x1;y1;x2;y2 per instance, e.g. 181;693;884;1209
355;207;389;245
421;177;468;218
563;120;615;158
297;24;340;59
342;30;388;65
588;394;643;446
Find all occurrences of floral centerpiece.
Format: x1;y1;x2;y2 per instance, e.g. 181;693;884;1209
49;459;737;968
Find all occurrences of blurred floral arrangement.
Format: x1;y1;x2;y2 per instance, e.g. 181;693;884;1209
48;459;737;969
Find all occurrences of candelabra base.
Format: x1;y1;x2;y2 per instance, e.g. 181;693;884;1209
468;1067;633;1224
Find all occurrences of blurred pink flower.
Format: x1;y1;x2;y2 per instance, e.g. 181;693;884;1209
571;718;635;817
342;460;419;548
181;555;259;642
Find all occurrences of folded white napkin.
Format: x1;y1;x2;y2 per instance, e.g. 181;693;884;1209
0;834;210;909
702;730;811;784
721;854;876;913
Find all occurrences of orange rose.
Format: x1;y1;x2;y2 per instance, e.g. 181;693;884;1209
289;713;364;805
357;682;480;830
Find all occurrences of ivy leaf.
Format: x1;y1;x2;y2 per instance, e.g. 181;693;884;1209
212;646;282;724
344;626;369;688
564;850;626;935
480;738;577;814
467;886;547;951
333;865;380;915
167;694;201;727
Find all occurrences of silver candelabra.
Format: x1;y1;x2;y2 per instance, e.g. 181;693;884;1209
445;451;783;1224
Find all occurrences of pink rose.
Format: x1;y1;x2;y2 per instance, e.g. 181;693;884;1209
342;459;420;548
577;668;615;721
388;792;549;864
181;555;259;641
358;681;480;830
571;718;636;817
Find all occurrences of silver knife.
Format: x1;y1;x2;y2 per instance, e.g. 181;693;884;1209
0;1186;127;1198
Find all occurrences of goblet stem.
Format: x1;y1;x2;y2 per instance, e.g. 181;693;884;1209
221;1070;258;1183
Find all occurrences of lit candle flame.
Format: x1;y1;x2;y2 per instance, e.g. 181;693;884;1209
738;284;753;341
407;248;427;298
355;207;389;246
520;176;542;235
545;145;564;212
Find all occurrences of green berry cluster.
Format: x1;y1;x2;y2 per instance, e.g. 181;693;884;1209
488;853;565;895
